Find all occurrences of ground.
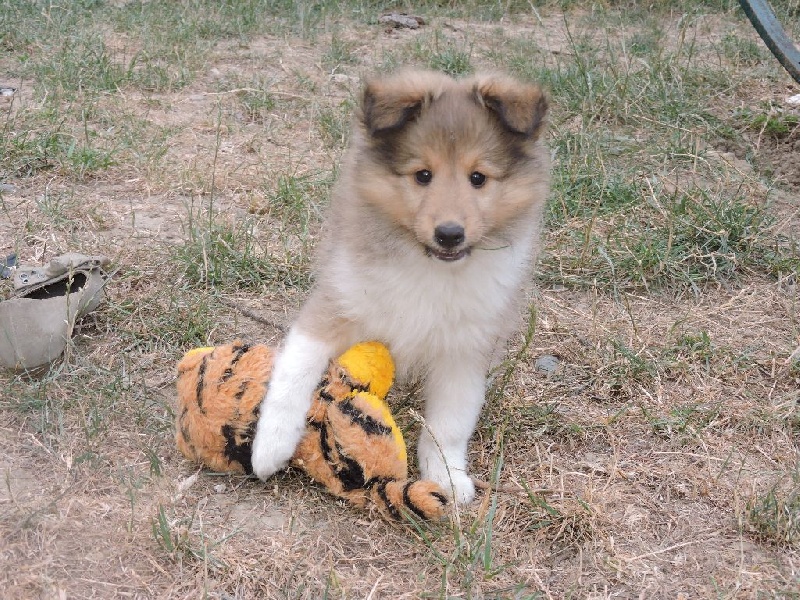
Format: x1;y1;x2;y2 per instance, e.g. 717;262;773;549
0;1;799;598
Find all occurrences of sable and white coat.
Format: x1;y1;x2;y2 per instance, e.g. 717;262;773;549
251;70;550;503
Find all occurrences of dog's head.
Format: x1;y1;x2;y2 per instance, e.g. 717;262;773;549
351;69;549;262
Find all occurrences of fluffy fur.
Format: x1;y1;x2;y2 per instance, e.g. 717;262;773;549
252;70;550;503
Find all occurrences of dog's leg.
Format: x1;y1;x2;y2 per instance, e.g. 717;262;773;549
417;354;487;504
251;327;336;480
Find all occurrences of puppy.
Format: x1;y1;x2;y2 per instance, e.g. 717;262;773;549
251;70;549;503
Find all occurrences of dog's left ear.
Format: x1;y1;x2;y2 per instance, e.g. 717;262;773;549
473;75;548;140
360;71;450;136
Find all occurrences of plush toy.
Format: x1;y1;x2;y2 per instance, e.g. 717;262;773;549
175;341;448;521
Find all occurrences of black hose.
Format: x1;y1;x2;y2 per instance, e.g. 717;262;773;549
739;0;800;84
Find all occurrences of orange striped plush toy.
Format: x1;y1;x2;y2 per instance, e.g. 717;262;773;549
175;341;447;521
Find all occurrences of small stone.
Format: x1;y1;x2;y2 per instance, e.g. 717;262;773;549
214;484;227;493
176;472;199;494
534;354;560;375
330;73;356;86
379;13;425;29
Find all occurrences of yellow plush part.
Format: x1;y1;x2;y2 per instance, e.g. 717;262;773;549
334;341;406;463
334;341;406;462
184;346;214;358
357;392;407;464
336;341;395;399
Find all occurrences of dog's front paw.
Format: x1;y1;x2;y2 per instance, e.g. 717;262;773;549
442;470;476;505
420;459;476;504
250;417;302;480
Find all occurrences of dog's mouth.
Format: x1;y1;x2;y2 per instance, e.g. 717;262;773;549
425;246;472;262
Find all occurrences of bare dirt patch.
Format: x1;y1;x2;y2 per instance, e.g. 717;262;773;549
758;132;800;190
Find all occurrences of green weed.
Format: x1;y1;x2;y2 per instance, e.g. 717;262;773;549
745;111;800;139
523;481;601;550
236;82;277;124
745;475;800;548
323;32;358;70
1;375;64;443
152;504;228;567
603;339;657;396
719;31;765;66
410;30;474;76
317;100;353;150
29;35;134;95
113;287;216;353
429;44;473;77
408;447;537;597
172;171;328;293
259;171;331;289
174;206;275;290
647;402;722;438
542;186;780;293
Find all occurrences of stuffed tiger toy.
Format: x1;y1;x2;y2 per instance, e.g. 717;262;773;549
175;341;448;521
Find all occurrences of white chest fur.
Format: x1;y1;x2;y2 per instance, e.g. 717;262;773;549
329;236;534;376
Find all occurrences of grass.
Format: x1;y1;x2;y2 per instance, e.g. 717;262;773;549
173;207;276;290
1;0;799;597
232;77;278;124
410;29;475;76
317;99;353;149
745;472;800;548
323;32;358;71
544;186;789;293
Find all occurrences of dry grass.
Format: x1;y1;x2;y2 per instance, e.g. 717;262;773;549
1;1;799;598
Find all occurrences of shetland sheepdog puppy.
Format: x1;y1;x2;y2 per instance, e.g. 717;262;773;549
251;70;549;504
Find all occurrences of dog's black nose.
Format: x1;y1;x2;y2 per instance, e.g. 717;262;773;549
434;222;465;249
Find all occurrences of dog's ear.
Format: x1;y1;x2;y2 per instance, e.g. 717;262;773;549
360;71;448;136
473;75;548;140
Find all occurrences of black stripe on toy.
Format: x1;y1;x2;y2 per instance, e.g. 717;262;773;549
319;388;335;404
375;480;401;520
338;399;393;436
179;406;192;445
341;373;370;394
317;421;333;464
222;422;255;475
222;343;252;382
335;448;367;492
196;355;209;414
402;481;429;520
431;491;448;507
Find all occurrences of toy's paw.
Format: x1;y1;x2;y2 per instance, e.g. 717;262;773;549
372;479;449;521
421;462;476;505
402;480;449;520
251;415;303;480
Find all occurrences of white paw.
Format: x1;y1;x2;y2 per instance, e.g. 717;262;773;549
421;459;476;504
250;417;301;480
249;329;336;480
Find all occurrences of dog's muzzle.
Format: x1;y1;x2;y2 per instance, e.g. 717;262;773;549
427;222;470;261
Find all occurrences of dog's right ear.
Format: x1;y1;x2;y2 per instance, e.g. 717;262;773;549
360;71;448;136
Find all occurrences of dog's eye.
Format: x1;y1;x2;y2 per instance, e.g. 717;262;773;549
415;169;432;185
470;171;487;188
